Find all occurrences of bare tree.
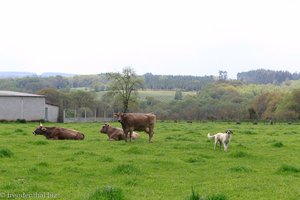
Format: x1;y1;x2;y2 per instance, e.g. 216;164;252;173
107;67;144;112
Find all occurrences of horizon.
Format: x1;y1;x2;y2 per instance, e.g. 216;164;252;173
0;67;299;80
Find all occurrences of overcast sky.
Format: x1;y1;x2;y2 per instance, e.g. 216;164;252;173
1;0;300;78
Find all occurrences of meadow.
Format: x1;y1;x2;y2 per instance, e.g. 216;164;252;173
0;121;300;200
96;90;196;102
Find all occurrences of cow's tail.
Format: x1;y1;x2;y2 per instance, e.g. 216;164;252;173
207;133;215;140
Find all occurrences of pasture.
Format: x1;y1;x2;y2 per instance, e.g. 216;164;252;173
0;121;300;200
96;90;196;102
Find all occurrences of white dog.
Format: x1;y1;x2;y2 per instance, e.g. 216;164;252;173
207;129;233;152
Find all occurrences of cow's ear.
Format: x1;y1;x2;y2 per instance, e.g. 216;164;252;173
39;122;43;127
41;127;47;131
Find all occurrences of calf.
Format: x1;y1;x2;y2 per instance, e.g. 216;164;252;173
100;123;139;141
33;123;84;140
115;112;156;143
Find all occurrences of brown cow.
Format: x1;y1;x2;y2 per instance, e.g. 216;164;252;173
100;123;139;141
115;112;156;143
33;123;84;140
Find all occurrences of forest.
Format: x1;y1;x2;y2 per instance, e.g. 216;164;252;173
1;69;300;122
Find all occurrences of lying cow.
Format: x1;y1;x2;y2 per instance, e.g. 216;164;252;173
33;123;85;140
115;112;156;143
100;123;139;141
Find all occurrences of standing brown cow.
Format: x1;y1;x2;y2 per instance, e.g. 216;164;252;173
33;123;85;140
100;123;139;141
115;112;156;143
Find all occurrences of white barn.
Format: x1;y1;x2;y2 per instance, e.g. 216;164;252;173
0;91;59;122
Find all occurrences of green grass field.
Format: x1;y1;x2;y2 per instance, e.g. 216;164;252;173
1;121;300;200
96;90;196;102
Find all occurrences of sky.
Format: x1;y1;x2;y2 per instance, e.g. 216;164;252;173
1;0;300;79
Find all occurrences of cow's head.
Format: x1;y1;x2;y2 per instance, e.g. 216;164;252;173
33;122;47;135
226;129;233;134
114;112;126;123
100;123;110;134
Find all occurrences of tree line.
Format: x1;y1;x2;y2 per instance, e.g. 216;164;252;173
2;69;300;93
0;72;215;93
35;79;300;122
1;68;300;122
237;69;300;84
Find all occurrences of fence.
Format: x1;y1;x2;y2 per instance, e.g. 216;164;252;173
63;109;115;123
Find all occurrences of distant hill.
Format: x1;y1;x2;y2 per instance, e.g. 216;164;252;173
0;72;37;78
40;72;76;77
0;71;76;78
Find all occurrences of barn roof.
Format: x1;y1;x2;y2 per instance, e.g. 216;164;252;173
0;91;44;97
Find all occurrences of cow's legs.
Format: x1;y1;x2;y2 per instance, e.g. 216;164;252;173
124;130;129;142
129;130;133;142
148;128;154;143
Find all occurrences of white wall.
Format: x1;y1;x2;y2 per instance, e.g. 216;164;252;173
45;104;59;122
0;96;46;121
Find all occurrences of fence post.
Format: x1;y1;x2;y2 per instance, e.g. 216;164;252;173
63;109;66;123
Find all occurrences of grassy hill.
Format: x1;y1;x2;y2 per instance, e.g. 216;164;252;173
1;121;300;199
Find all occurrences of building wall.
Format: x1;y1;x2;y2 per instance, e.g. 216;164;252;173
45;104;59;122
0;96;47;121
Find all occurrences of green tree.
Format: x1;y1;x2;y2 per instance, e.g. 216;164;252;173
107;67;144;112
37;88;61;105
174;90;183;100
71;90;96;109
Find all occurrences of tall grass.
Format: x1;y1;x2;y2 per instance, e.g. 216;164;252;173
87;186;124;200
0;148;13;158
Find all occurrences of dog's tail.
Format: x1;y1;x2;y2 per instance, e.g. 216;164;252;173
207;133;215;140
